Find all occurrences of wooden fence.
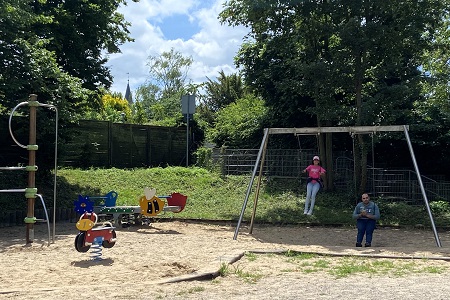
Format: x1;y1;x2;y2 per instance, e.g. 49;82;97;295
0;117;188;168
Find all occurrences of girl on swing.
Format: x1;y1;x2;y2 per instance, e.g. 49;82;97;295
303;156;326;215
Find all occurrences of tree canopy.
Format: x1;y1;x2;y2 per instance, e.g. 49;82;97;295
220;0;450;192
134;48;193;126
0;0;136;120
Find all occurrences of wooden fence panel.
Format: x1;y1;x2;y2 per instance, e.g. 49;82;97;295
111;123;149;168
1;116;188;169
60;121;187;168
62;120;110;167
148;126;186;166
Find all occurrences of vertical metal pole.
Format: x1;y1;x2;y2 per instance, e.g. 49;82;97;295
51;105;58;243
186;96;189;167
403;125;441;247
371;133;375;195
352;133;357;200
26;94;38;244
36;102;58;244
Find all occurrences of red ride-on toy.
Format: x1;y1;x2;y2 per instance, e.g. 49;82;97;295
74;212;117;253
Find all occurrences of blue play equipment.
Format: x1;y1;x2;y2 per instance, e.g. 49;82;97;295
74;191;118;213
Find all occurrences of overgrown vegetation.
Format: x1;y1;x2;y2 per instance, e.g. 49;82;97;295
1;167;449;228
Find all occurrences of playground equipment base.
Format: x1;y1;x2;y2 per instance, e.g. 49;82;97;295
94;205;182;228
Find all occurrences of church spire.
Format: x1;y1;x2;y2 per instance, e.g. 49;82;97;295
125;73;133;104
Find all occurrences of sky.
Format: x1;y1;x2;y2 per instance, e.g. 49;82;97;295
106;0;249;96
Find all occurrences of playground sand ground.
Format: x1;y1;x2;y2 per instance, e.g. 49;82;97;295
2;220;450;299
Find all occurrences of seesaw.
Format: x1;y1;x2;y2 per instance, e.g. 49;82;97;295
74;188;188;228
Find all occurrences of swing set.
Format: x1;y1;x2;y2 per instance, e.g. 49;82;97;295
233;125;442;247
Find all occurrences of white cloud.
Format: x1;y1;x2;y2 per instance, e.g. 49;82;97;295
107;0;249;96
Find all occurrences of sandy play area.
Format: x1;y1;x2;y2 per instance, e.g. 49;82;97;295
2;220;450;299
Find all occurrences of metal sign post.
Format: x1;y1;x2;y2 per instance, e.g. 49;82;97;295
181;95;196;166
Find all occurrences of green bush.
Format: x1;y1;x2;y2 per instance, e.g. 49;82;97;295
194;146;213;168
429;200;450;215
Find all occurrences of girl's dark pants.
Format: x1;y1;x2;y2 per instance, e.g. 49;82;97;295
356;218;376;244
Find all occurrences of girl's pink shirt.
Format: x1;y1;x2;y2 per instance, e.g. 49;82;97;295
305;165;326;184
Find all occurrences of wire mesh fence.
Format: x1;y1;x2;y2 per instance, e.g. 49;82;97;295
212;148;317;177
213;148;450;203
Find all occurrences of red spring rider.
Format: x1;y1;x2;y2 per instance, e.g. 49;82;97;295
74;212;117;253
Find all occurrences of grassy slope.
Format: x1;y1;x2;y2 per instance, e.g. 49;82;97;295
2;166;448;227
55;166;353;224
57;166;251;221
53;167;449;228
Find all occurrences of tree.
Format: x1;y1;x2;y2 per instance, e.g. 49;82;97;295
31;0;136;92
135;48;193;125
203;70;246;112
0;0;137;179
0;0;87;114
130;101;147;124
0;0;136;120
134;83;159;120
220;0;450;193
82;94;131;122
146;48;193;98
197;70;246;135
407;16;450;175
209;94;267;148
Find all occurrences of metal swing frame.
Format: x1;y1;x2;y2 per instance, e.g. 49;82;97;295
233;125;442;247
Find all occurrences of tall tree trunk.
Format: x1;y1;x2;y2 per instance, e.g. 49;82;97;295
358;134;368;194
353;85;364;197
353;137;362;198
325;120;334;191
317;119;334;191
354;49;367;198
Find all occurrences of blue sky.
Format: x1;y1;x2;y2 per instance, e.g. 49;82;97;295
107;0;249;96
